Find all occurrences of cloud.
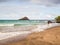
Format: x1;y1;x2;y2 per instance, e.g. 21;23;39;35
0;0;8;2
31;0;60;6
0;0;30;2
0;0;60;6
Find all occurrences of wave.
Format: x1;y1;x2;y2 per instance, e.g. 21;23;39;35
0;23;46;26
0;24;33;26
0;24;14;26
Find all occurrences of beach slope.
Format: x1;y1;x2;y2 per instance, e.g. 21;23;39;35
5;26;60;45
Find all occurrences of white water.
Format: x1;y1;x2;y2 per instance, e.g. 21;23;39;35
0;24;14;26
31;23;60;32
0;23;59;40
0;31;31;40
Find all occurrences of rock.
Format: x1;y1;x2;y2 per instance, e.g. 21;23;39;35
47;20;52;24
19;17;29;20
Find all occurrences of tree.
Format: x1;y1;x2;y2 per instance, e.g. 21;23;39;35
55;16;60;23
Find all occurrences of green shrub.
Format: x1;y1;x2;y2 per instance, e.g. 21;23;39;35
55;16;60;23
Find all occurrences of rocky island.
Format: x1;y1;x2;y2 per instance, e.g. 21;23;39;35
19;17;29;20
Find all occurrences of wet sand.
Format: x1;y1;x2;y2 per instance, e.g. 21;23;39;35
1;26;60;45
0;32;30;45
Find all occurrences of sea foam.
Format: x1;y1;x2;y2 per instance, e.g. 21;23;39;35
0;24;14;26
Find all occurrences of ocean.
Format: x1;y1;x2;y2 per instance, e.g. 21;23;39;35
0;20;48;26
0;20;48;32
0;20;58;40
0;20;56;32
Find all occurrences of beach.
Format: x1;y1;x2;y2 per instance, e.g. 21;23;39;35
0;0;60;45
4;24;60;45
0;23;60;45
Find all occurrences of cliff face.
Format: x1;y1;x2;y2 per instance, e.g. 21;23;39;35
19;17;29;20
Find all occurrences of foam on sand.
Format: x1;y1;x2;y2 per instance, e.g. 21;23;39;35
31;23;60;32
0;31;31;40
0;23;59;41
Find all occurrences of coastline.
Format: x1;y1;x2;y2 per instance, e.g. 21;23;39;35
31;23;60;32
0;23;60;45
6;26;60;45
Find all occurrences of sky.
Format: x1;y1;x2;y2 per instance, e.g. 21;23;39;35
0;0;60;20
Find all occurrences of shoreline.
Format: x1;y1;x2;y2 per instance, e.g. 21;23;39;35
6;26;60;45
31;23;60;32
0;23;60;45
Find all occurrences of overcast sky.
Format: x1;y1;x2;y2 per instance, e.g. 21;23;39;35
0;0;60;20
